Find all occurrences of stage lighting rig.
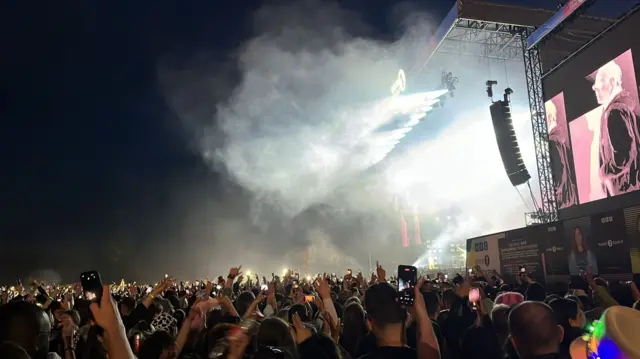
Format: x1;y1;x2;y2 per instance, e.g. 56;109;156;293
503;87;513;102
441;71;458;97
486;80;498;101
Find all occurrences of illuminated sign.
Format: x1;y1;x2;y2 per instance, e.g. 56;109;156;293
391;69;406;96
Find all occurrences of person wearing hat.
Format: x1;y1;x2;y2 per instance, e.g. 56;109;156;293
569;306;640;359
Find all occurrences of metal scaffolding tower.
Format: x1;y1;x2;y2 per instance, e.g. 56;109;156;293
521;28;558;223
411;2;559;223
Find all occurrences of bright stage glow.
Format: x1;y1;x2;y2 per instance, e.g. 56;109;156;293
387;107;538;237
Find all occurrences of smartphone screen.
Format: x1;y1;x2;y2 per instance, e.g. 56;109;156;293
520;266;526;273
260;284;268;294
397;265;417;306
469;288;480;304
80;271;103;302
305;295;315;303
133;334;141;354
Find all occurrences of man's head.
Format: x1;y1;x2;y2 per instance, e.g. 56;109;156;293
234;291;256;317
119;297;137;317
525;282;546;302
509;301;563;359
441;289;456;310
422;291;440;318
593;60;623;105
364;283;405;336
546;100;558;132
0;301;51;357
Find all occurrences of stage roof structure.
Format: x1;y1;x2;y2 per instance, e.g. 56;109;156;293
404;0;613;224
410;0;612;72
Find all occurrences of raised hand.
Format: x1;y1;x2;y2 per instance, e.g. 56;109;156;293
370;271;378;284
229;265;243;279
59;312;78;338
376;262;386;282
314;275;331;300
89;285;124;332
291;313;312;344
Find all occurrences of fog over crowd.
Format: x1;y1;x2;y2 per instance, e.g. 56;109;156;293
154;0;541;279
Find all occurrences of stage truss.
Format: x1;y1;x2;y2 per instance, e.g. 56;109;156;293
412;3;558;223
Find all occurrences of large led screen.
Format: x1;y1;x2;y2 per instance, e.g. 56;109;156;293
543;7;640;219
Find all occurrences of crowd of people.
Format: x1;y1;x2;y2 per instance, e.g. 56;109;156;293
0;264;639;359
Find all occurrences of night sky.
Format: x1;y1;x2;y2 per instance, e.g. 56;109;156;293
0;0;634;283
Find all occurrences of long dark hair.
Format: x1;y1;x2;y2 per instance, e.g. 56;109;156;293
339;303;367;359
572;226;588;252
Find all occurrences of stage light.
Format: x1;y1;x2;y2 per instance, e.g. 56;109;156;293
486;80;498;99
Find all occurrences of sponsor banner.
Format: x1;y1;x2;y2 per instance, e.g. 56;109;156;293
499;226;545;283
466;233;503;274
542;222;570;276
623;206;640;273
590;209;633;275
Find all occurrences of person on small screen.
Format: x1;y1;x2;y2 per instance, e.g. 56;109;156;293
546;100;577;208
592;59;640;196
568;226;598;275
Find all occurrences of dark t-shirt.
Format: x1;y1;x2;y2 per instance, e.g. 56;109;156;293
356;346;416;359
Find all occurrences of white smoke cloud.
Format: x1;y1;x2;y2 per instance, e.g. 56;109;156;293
160;0;540;269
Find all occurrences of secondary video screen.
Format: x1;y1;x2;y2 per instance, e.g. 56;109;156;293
543;8;640;218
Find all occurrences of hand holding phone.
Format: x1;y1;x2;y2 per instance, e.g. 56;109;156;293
469;288;480;303
80;271;104;302
397;265;417;306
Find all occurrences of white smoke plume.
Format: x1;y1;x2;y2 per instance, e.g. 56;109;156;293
159;0;540;272
161;0;443;217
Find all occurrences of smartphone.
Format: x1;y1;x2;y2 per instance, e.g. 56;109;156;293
133;333;142;354
37;286;48;297
519;266;526;277
16;279;22;287
305;295;315;303
397;265;417;306
347;269;352;276
164;274;169;279
260;284;268;294
468;268;473;274
469;288;480;304
80;271;103;302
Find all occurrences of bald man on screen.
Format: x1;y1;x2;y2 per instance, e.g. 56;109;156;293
591;59;640;196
